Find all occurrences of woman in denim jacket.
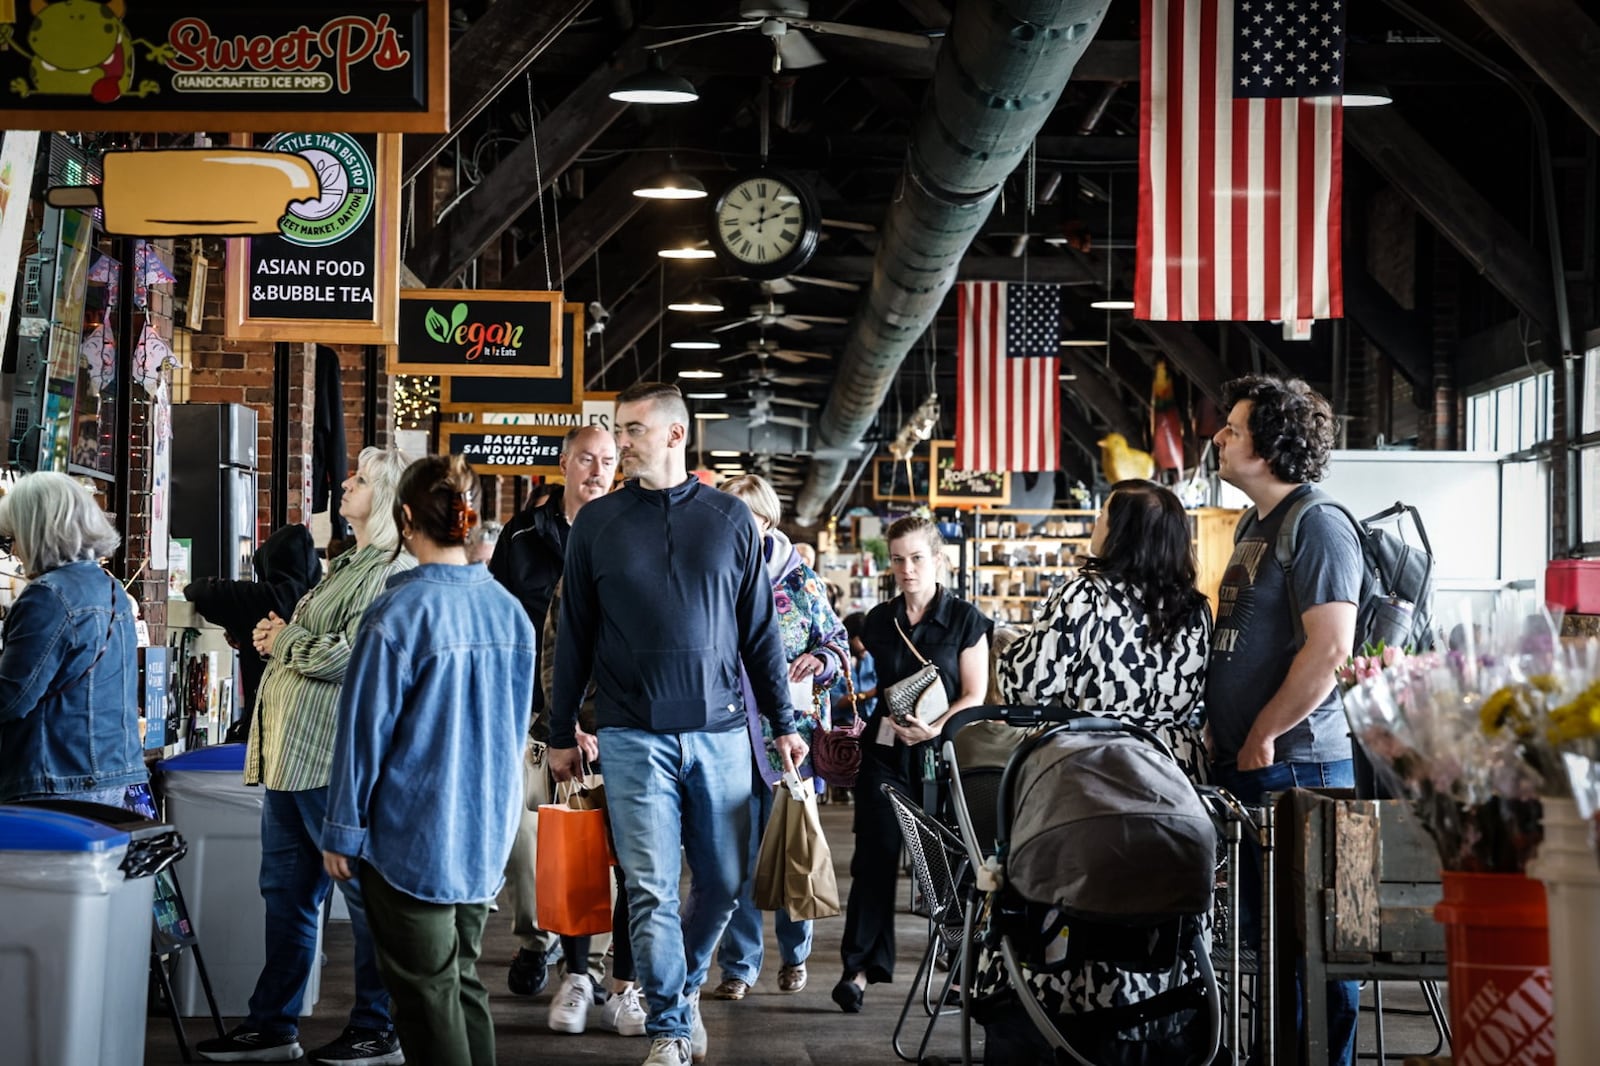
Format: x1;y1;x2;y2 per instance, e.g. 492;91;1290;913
0;472;148;813
323;455;536;1066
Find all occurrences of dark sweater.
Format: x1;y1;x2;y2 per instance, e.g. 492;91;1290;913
487;485;569;718
550;477;795;748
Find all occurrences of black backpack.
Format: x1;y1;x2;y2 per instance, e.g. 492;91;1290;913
1234;488;1437;653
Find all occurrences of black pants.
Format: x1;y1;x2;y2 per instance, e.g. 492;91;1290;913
561;867;635;983
840;754;914;984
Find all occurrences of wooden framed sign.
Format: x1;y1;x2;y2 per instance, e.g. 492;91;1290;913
389;289;562;378
872;455;930;503
440;302;584;413
439;424;566;477
929;440;1012;508
0;3;447;134
224;131;400;343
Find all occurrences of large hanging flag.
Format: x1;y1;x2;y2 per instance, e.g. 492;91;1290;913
955;281;1061;473
1136;0;1345;322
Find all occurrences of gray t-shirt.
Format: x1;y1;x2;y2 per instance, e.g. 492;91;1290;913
1206;485;1363;765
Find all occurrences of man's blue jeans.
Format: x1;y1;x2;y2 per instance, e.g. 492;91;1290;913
247;786;391;1036
600;727;751;1041
1214;759;1358;1066
717;774;813;984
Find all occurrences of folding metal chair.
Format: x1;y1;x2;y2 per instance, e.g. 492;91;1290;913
882;783;974;1064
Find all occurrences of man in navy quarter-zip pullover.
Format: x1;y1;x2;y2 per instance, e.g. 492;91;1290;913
551;381;804;1066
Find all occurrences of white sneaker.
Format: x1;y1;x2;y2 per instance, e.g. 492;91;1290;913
547;973;592;1034
602;986;649;1036
688;990;707;1062
642;1037;691;1066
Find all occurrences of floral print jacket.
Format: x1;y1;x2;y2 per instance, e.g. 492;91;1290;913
742;529;848;785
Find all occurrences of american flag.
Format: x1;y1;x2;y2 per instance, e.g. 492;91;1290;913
955;282;1061;473
1136;0;1345;322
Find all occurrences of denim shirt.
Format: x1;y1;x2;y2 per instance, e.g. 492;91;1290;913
323;563;535;903
0;560;146;801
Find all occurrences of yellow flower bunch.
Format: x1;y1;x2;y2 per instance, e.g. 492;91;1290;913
1479;675;1558;740
1548;679;1600;745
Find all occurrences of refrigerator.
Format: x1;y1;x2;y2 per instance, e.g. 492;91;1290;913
170;403;258;582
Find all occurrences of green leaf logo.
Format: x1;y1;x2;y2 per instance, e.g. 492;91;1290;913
424;306;450;343
450;302;469;332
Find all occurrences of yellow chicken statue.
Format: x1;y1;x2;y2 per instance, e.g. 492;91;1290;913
1096;432;1155;483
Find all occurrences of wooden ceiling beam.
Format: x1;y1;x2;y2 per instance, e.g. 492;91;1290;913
1342;262;1431;388
409;34;644;288
586;269;700;390
1060;350;1144;442
1131;322;1229;406
1345;106;1557;336
497;153;662;292
402;0;589;184
1462;0;1600;140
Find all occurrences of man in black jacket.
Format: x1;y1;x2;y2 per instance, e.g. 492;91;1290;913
551;382;804;1066
488;424;617;999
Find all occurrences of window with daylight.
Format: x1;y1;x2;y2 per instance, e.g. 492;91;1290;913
1581;349;1598;548
1464;371;1554;453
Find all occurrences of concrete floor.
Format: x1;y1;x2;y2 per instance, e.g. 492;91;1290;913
142;805;1449;1065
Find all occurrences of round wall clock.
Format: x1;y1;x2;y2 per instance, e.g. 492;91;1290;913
709;170;822;280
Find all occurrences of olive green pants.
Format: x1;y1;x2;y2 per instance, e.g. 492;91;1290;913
361;862;495;1066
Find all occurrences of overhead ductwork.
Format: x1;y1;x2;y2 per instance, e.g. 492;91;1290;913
793;0;1111;523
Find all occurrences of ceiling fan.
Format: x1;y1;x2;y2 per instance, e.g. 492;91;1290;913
736;387;813;430
761;274;861;295
712;296;849;333
646;1;935;74
719;337;830;365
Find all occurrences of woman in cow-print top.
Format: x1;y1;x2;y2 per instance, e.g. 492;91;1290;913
994;479;1212;1031
996;479;1211;781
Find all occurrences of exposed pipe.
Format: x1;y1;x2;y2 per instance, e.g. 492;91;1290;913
794;0;1112;523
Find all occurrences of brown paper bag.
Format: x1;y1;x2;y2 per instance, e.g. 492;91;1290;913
753;773;841;920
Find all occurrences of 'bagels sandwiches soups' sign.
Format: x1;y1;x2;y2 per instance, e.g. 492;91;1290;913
390;290;564;379
0;2;446;133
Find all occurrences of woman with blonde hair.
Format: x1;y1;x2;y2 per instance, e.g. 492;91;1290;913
711;473;847;1000
323;454;536;1066
198;445;413;1065
0;473;148;814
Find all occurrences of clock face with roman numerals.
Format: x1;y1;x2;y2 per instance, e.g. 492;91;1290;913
710;171;821;280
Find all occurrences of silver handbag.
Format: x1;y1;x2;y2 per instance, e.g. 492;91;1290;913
881;619;950;726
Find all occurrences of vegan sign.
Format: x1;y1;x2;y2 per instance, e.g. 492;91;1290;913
0;3;446;133
391;290;563;379
442;302;584;413
225;131;401;344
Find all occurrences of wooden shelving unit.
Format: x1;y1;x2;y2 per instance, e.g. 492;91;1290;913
966;506;1245;624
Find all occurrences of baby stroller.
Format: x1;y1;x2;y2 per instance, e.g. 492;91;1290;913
936;705;1224;1066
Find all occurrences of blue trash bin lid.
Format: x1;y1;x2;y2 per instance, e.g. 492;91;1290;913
0;806;131;852
157;742;247;773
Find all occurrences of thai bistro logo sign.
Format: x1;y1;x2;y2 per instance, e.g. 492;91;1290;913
0;3;443;132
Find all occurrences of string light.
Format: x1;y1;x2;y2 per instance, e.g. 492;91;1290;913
394;375;440;430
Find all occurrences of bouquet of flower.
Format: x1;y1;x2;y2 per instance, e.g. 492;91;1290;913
1338;610;1598;873
1551;642;1600;868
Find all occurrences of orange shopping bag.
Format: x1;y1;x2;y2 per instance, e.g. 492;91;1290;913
535;779;614;936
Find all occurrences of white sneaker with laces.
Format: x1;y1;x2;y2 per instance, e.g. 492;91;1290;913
688;990;707;1062
641;1037;690;1066
601;986;649;1036
548;973;592;1034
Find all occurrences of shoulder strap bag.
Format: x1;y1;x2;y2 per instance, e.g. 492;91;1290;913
880;618;950;728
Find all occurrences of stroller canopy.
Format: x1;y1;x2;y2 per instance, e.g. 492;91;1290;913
1007;731;1216;919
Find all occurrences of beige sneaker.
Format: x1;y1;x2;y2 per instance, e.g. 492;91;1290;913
642;1037;690;1066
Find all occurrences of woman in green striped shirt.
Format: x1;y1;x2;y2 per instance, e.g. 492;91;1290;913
197;446;413;1066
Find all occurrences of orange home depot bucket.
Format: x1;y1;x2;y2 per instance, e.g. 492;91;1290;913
1434;871;1555;1066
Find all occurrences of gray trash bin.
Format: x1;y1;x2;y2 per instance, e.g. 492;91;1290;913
159;744;323;1017
0;806;147;1066
13;799;186;1066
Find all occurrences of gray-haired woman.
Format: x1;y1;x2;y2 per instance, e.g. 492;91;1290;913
0;472;149;814
197;445;413;1065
